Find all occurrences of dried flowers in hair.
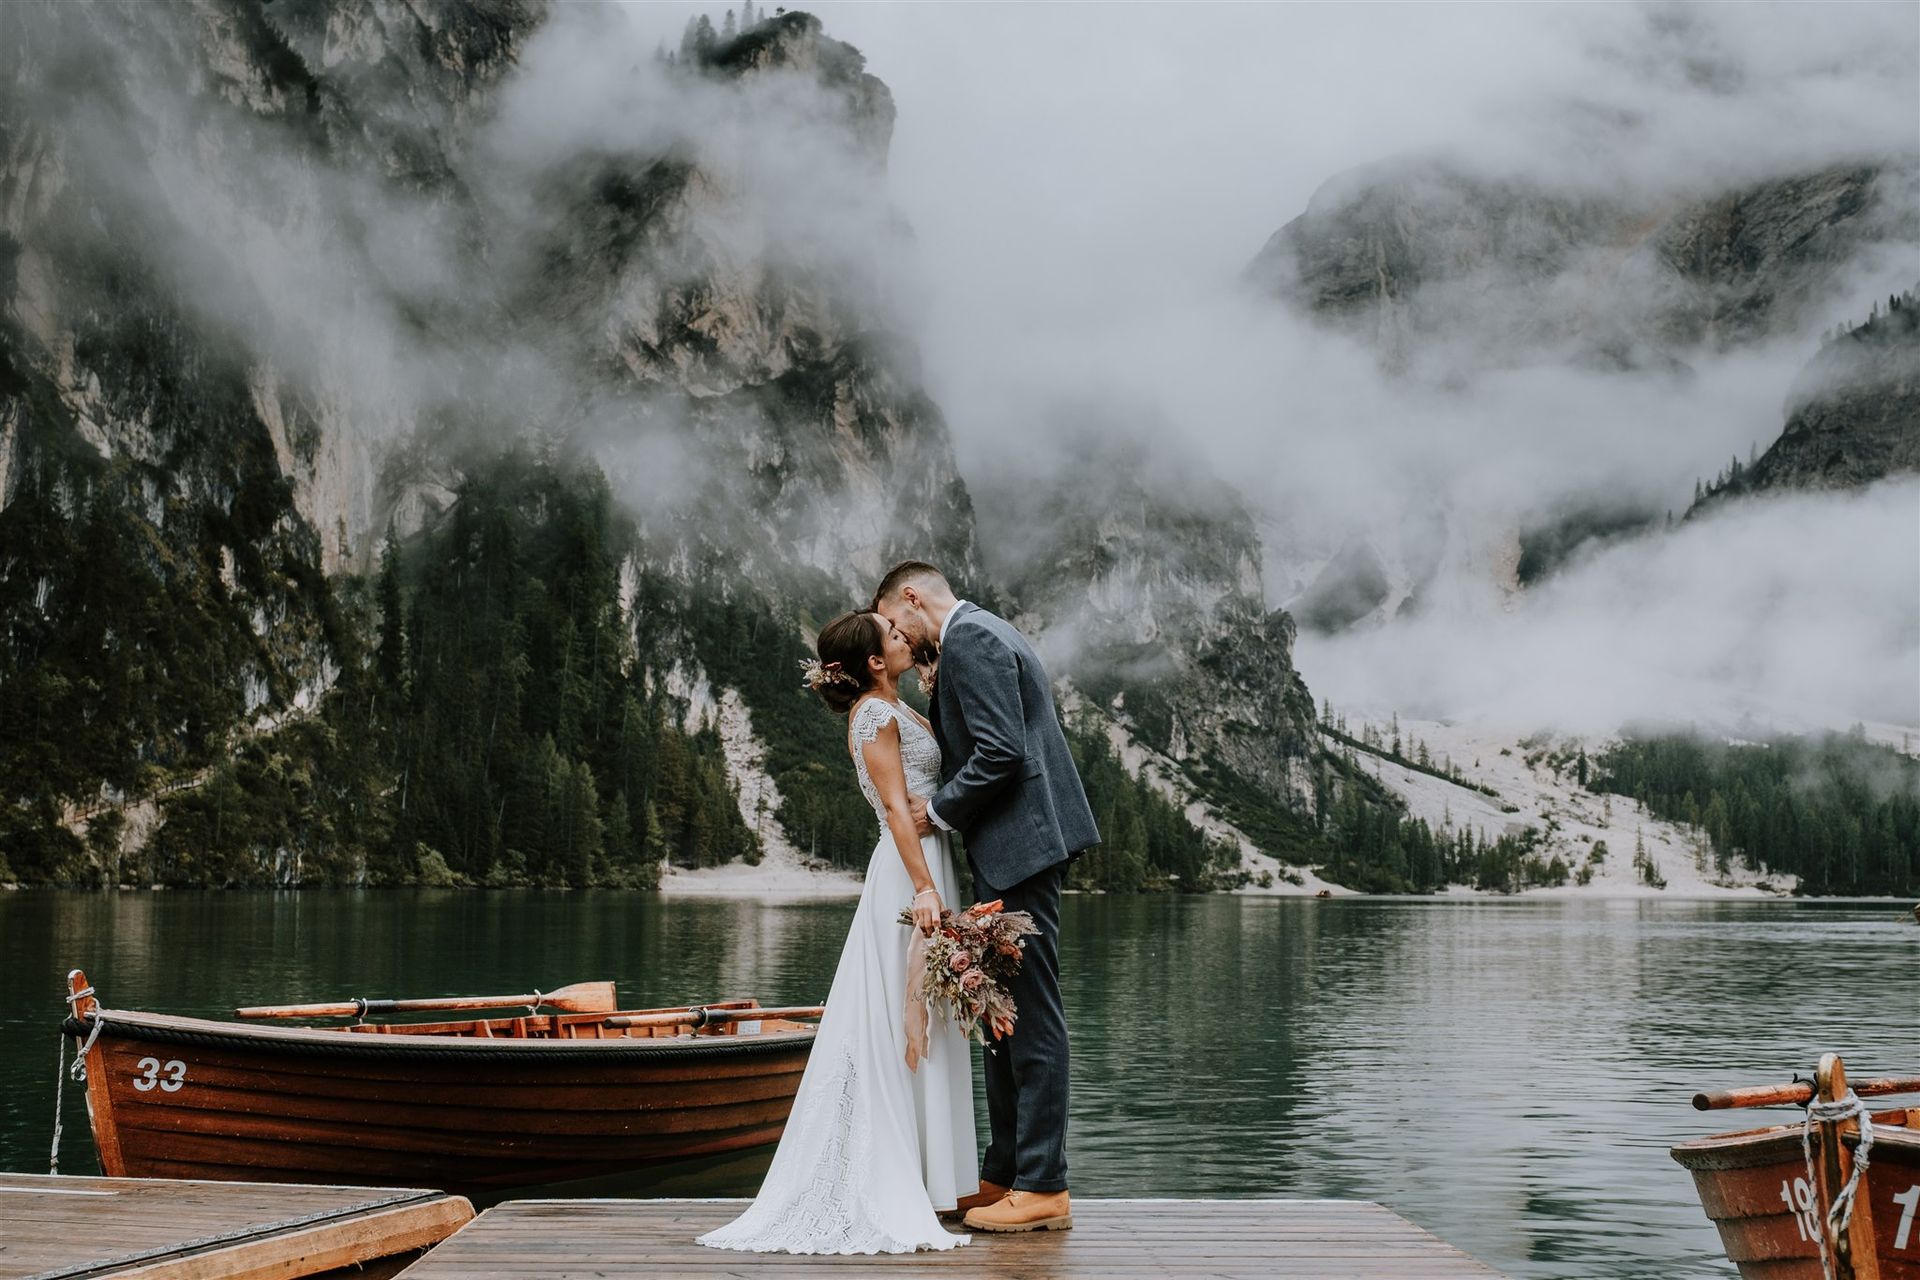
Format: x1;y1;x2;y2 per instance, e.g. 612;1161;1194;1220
799;657;859;690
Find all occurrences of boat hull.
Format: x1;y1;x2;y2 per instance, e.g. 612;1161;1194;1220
1673;1115;1920;1278
67;1010;814;1199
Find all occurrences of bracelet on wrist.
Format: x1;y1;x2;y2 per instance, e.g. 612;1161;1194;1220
913;888;938;900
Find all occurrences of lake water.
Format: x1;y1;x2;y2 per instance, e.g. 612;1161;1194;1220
1;891;1909;1278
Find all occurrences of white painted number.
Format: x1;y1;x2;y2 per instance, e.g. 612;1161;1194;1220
1779;1177;1819;1243
1893;1184;1920;1250
130;1057;186;1093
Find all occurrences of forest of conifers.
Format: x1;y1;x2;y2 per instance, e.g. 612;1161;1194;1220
1591;731;1919;896
3;447;1913;896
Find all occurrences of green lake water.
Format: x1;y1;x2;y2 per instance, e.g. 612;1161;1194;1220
1;891;1910;1278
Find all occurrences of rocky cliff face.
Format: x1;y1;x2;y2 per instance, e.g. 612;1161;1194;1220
1748;295;1920;493
509;12;976;590
0;0;480;850
1692;291;1920;511
973;426;1320;826
1251;156;1917;375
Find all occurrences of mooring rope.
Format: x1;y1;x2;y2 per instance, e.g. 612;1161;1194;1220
49;1029;66;1175
51;986;102;1175
1801;1090;1874;1280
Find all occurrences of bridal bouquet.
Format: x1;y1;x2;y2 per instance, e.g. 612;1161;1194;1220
898;899;1040;1059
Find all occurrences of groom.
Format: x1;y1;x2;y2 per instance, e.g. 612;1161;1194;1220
872;561;1100;1233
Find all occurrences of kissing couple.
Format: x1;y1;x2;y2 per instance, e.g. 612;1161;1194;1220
698;561;1101;1254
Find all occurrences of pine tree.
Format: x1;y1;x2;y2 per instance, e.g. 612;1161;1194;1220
1704;791;1732;875
376;530;407;700
641;799;668;867
560;760;603;886
605;790;636;883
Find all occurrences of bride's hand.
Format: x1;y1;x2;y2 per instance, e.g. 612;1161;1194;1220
910;887;942;936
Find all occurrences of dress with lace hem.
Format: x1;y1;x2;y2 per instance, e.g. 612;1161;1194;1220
696;697;975;1254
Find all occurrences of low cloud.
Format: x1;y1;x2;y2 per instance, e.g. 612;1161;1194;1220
1297;480;1920;733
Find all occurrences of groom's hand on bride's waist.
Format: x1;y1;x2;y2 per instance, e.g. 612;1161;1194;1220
907;793;938;837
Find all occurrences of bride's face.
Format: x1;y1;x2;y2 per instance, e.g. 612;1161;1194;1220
873;614;915;680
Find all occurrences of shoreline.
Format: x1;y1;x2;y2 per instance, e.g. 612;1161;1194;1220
3;877;1910;903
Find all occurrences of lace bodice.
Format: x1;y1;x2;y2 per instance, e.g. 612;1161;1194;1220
850;698;943;828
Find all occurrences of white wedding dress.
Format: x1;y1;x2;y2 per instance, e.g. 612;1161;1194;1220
697;696;976;1254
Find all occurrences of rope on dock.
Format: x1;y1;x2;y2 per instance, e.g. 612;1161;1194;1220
1801;1090;1874;1280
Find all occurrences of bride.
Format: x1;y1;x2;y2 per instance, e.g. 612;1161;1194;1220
696;611;976;1254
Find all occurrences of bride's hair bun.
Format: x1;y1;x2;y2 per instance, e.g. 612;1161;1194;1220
808;612;884;714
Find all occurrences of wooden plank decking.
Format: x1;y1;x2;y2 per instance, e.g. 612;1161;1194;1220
396;1197;1506;1278
0;1173;473;1280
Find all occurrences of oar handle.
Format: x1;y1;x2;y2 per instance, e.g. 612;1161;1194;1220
1693;1074;1920;1111
238;994;538;1019
607;1005;825;1030
236;981;614;1019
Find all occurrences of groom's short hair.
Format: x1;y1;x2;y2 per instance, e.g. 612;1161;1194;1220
872;560;948;611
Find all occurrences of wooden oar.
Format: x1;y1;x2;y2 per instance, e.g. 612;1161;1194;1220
1693;1073;1920;1111
235;981;617;1020
606;1005;825;1031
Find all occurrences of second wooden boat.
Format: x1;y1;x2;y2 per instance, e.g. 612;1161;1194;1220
61;970;821;1199
1674;1054;1920;1279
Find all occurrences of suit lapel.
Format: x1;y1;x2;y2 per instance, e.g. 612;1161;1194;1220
929;602;972;758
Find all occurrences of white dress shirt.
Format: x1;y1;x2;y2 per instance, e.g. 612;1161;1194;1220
924;601;968;834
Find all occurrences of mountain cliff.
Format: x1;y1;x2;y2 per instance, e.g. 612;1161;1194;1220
972;424;1320;837
1250;155;1917;375
2;3;1329;889
1691;291;1920;512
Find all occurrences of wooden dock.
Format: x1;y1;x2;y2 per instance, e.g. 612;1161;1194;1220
0;1173;473;1280
395;1197;1505;1278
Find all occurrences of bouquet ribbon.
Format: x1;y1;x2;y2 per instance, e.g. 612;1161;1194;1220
905;925;931;1072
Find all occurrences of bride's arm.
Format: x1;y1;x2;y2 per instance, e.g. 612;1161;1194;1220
860;720;944;935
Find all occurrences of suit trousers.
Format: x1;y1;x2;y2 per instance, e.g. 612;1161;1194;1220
972;857;1069;1193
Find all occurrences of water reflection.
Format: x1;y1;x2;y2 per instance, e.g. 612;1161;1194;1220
2;891;1912;1279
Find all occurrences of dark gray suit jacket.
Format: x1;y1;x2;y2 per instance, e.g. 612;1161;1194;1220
929;602;1100;891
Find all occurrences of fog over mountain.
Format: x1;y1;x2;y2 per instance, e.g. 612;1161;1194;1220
612;1;1920;732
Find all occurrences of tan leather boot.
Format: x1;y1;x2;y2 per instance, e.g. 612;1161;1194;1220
963;1188;1072;1232
940;1179;1007;1221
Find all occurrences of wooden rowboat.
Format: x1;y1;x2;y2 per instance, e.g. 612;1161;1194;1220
61;970;821;1199
1673;1053;1920;1279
